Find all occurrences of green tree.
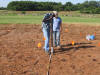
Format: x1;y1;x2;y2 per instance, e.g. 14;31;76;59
64;2;74;11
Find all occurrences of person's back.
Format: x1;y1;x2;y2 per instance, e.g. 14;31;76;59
42;13;53;29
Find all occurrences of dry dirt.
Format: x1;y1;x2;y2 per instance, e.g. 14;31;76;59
0;24;100;75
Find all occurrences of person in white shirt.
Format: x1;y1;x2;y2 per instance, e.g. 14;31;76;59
53;11;62;48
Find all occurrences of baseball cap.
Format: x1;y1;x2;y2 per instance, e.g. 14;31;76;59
53;11;58;15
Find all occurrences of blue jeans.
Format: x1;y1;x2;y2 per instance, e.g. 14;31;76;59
53;31;60;47
43;28;50;52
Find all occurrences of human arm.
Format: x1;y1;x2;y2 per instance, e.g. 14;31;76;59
60;18;62;32
42;13;53;22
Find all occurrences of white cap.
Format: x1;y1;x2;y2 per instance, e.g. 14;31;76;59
53;11;58;15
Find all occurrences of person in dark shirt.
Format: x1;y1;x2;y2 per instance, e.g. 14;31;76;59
42;13;53;53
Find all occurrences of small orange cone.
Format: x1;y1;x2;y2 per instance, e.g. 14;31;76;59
38;43;42;48
72;41;75;46
94;32;96;36
80;32;82;36
65;29;68;32
43;37;46;41
98;42;100;46
7;30;11;32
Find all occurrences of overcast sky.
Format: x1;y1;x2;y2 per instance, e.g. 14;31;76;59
0;0;100;7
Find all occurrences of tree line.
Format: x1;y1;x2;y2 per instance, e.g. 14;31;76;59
0;7;7;10
7;1;100;14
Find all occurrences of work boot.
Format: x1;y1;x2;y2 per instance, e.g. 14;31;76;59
45;50;50;55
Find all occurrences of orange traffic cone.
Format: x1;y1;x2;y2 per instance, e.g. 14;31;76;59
98;42;100;46
80;32;82;36
38;43;42;48
94;32;96;36
72;41;75;46
65;29;68;32
7;30;11;32
43;37;46;41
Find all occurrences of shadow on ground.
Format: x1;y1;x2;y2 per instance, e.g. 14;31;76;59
55;42;95;54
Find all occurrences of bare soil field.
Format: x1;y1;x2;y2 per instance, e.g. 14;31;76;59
0;24;100;75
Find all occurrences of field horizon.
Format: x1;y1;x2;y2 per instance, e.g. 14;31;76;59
0;10;100;25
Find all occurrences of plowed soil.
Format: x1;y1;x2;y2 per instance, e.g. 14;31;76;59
0;24;100;75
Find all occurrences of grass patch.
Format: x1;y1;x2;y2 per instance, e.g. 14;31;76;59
62;16;100;24
0;15;43;24
0;13;100;25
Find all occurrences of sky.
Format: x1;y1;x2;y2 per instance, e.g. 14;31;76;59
0;0;99;7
